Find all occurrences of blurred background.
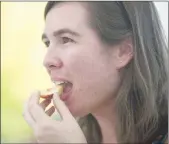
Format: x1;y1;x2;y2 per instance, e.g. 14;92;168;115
1;2;168;143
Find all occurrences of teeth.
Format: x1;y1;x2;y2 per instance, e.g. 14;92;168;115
54;81;64;85
54;81;70;86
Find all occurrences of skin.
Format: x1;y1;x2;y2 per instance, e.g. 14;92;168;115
23;2;133;143
43;2;121;117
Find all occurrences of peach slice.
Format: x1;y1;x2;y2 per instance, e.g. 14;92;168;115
40;85;64;99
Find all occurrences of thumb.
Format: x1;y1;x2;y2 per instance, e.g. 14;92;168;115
52;93;72;120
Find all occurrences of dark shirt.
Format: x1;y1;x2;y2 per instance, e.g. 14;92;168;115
152;133;168;144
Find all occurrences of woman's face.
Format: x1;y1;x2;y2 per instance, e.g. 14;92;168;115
43;2;121;117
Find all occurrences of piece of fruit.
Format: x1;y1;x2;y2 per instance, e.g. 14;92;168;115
55;85;64;96
40;85;64;99
40;88;53;99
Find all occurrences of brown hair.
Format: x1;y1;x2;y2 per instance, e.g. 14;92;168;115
44;2;168;143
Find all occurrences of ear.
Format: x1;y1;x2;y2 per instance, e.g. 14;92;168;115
115;37;133;69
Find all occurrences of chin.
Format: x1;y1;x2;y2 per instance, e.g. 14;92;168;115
68;107;81;117
68;105;88;117
65;95;90;117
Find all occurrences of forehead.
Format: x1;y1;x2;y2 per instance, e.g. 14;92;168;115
44;2;89;36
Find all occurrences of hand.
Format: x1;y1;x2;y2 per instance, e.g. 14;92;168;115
23;91;87;143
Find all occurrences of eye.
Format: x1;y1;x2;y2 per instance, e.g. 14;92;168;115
44;40;50;47
60;37;75;44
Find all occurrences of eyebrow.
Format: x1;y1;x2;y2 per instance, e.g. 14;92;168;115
42;28;81;41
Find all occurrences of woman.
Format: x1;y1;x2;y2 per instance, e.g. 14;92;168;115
23;1;168;143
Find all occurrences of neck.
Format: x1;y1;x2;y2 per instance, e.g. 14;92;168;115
92;99;118;143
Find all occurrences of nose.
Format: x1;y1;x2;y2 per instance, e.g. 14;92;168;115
43;50;63;72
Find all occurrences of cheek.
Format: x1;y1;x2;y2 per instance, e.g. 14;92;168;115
66;53;120;116
67;44;109;80
68;72;120;117
63;42;120;116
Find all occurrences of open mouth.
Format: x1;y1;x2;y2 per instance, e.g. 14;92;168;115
54;81;73;100
40;81;73;99
62;82;73;94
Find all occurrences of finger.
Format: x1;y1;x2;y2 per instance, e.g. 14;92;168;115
28;91;49;122
40;99;51;110
31;90;40;104
53;93;73;120
45;106;55;116
23;100;36;129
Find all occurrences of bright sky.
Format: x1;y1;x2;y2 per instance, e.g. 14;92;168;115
154;2;168;39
